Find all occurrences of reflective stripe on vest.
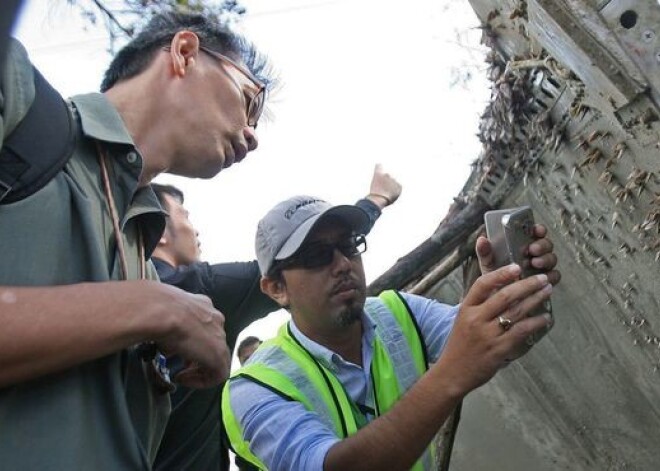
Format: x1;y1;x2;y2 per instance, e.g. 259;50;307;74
222;328;360;470
222;290;436;471
367;291;435;470
221;382;266;469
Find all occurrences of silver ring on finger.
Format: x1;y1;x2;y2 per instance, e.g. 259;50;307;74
498;315;513;331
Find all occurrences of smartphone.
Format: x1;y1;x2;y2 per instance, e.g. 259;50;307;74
484;206;552;321
484;208;515;269
502;207;538;278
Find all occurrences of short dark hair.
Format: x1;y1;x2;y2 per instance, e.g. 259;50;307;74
151;183;184;210
237;336;262;358
100;11;274;92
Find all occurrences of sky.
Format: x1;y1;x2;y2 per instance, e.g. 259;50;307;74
13;0;489;352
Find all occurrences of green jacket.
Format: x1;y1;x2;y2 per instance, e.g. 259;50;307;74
222;290;436;471
0;38;168;470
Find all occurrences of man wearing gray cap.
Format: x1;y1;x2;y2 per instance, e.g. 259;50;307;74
222;196;560;471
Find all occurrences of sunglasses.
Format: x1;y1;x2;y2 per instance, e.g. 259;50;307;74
276;234;367;271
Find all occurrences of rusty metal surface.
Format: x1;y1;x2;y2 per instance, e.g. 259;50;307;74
599;0;660;106
416;0;660;469
528;0;646;105
448;189;660;470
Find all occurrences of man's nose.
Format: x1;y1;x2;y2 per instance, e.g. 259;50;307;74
331;248;352;273
244;126;259;152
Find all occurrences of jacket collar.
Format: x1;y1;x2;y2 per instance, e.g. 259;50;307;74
69;93;135;145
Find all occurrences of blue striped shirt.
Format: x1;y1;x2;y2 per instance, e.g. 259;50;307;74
226;293;459;471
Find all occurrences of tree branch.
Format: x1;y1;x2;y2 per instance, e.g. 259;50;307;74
367;198;490;295
91;0;134;36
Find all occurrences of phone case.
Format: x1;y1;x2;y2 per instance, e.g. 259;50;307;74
485;206;553;327
485;206;537;271
502;207;538;278
484;208;516;269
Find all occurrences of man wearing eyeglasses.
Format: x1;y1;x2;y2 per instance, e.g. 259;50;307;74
0;11;275;471
222;196;560;471
149;165;401;471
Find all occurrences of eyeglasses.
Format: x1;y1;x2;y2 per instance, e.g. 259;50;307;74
198;46;266;127
164;45;266;128
277;234;367;271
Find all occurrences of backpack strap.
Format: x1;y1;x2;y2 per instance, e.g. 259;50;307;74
0;66;75;204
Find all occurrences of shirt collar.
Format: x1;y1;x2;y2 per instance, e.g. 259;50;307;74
69;93;135;145
289;310;378;369
69;93;165;256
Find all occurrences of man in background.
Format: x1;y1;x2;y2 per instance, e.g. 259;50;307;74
237;336;262;365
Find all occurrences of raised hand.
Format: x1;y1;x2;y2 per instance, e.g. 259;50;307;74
367;163;402;209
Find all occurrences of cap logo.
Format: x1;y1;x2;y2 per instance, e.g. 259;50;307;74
284;198;324;219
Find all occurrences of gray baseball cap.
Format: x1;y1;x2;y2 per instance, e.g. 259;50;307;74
255;195;370;275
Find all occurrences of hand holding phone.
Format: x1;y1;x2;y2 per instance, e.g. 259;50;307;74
484;206;553;326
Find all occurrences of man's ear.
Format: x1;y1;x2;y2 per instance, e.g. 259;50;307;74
168;31;201;77
157;223;172;248
260;276;289;308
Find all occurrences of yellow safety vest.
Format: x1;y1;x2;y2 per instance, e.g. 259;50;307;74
222;290;436;470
